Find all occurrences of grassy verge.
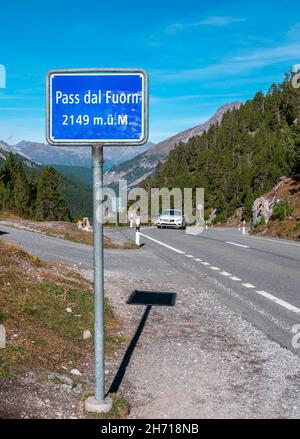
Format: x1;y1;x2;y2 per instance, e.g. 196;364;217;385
0;241;125;377
0;214;138;248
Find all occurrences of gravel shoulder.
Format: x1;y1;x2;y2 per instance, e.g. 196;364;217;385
89;253;300;419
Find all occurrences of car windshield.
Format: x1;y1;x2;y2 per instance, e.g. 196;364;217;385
161;210;182;216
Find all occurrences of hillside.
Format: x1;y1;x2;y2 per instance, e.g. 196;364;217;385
144;74;300;225
0;146;92;220
52;165;92;188
103;102;241;188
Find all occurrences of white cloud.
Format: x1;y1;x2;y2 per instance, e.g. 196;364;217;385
201;16;246;26
165;15;246;34
152;42;300;82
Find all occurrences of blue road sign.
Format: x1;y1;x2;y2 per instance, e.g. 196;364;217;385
46;69;148;146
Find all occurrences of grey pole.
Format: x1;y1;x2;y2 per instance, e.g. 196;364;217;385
85;145;112;413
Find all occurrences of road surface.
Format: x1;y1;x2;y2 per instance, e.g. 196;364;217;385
1;222;300;418
0;223;299;356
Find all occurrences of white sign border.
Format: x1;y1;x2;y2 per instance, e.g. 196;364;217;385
46;68;149;147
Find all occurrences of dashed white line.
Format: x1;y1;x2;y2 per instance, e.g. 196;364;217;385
256;290;300;314
140;231;300;315
230;276;241;281
139;233;185;254
220;271;231;276
226;241;249;248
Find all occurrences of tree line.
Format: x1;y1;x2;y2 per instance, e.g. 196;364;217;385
0;153;70;221
144;73;300;222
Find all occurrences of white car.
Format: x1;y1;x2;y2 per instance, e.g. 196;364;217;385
157;209;186;229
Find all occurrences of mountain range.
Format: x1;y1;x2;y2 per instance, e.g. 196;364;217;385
0;101;242;217
0;140;154;168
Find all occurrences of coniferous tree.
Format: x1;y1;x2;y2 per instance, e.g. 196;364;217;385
36;167;70;221
143;73;300;222
13;162;30;216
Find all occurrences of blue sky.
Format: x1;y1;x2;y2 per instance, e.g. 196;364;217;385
0;0;300;144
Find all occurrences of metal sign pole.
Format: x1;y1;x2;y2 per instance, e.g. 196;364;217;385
85;145;112;413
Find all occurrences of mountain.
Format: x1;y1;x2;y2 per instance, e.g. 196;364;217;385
3;140;154;169
103;102;242;188
144;75;300;224
0;141;40;170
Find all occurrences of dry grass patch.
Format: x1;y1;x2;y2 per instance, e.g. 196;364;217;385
0;241;125;377
0;215;138;248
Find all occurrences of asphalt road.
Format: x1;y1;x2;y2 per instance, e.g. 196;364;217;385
0;222;299;356
132;226;300;355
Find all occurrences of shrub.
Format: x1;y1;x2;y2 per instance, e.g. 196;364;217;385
271;198;293;221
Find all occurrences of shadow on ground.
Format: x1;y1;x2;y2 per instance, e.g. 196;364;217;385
109;290;176;394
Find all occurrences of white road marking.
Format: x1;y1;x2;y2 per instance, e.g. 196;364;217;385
139;233;185;255
230;276;241;281
141;231;300;315
248;235;300;247
210;266;220;271
185;254;194;258
220;271;231;276
226;241;249;248
256;290;300;314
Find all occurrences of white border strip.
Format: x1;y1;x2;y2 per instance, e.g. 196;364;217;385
256;290;300;314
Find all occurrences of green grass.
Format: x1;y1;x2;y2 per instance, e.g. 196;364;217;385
83;393;129;419
0;241;124;374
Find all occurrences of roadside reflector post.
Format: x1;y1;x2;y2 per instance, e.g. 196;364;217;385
205;221;208;230
130;212;133;228
135;215;141;246
242;220;246;235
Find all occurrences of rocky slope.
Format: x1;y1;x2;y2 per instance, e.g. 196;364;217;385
251;177;300;241
0;142;40;170
104;101;242;188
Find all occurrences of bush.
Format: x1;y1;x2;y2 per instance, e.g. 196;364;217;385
271;198;293;221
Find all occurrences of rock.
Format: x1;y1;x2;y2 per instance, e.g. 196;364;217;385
252;176;289;225
70;368;82;376
0;324;6;348
83;330;91;339
252;194;280;225
48;372;73;385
